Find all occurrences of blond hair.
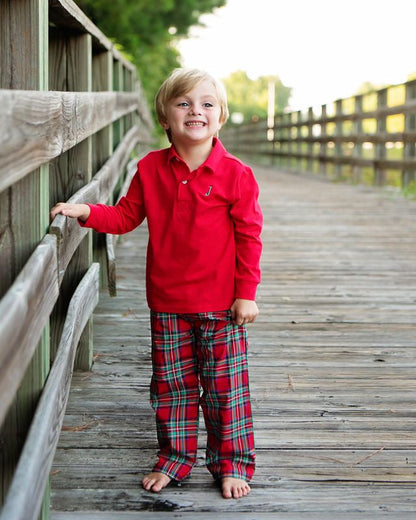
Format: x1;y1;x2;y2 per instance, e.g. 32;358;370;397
155;68;229;139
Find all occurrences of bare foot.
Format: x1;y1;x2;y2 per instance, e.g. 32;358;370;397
142;472;172;493
221;477;251;499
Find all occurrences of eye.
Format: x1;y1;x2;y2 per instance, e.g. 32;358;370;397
203;102;214;108
176;101;189;107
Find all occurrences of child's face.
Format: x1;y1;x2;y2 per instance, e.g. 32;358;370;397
161;80;223;147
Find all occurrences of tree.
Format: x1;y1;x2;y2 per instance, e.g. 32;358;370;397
77;0;226;108
222;70;291;123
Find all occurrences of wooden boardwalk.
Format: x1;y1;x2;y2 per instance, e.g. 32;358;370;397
51;165;416;519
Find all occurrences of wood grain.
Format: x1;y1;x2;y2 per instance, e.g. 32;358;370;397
0;264;99;520
50;165;416;516
0;90;145;193
0;235;59;425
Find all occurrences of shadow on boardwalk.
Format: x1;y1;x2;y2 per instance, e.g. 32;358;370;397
51;165;416;519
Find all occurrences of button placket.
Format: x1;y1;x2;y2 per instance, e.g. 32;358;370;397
177;177;191;202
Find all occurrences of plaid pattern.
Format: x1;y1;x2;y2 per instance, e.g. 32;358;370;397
149;310;255;482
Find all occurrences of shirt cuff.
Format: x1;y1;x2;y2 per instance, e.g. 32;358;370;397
235;281;258;301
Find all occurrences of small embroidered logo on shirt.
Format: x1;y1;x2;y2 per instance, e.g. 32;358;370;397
204;185;213;196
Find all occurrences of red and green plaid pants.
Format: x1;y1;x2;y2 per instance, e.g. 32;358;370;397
149;310;255;482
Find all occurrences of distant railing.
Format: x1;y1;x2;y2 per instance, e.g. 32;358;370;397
221;79;416;189
0;1;153;519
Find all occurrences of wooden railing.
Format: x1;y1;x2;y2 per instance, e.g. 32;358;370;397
0;1;153;519
221;80;416;189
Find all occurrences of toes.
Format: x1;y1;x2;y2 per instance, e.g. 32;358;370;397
221;478;251;499
142;472;171;493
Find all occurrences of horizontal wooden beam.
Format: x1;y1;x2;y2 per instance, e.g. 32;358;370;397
267;132;416;145
0;235;59;425
273;99;416;129
0;90;145;193
255;150;416;170
0;263;99;520
49;125;141;283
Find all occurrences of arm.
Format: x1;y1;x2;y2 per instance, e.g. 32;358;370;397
49;167;145;234
229;166;263;325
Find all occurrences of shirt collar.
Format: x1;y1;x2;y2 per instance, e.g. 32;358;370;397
167;137;227;174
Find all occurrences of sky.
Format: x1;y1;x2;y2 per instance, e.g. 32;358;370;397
177;0;416;111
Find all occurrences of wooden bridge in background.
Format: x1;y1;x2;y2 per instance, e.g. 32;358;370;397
50;164;416;518
1;1;416;519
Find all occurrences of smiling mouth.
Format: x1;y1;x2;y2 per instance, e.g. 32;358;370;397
185;121;206;127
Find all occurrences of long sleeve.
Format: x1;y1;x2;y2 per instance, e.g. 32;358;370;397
80;169;146;234
229;166;263;300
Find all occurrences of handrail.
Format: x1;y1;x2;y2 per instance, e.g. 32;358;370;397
0;0;154;517
0;264;100;520
220;79;416;188
0;90;148;193
0;235;59;425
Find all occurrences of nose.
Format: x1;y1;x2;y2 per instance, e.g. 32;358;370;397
189;105;202;116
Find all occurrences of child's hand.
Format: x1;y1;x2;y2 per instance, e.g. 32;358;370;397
50;202;91;222
230;298;259;326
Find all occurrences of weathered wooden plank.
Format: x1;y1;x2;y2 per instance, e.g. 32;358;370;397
106;234;117;297
49;29;95;370
0;2;51;514
105;158;140;297
51;165;416;516
50;513;416;520
0;264;99;520
0;90;144;192
50;483;416;513
0;234;59;425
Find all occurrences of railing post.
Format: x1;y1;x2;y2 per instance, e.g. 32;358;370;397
92;50;114;291
273;113;282;167
319;104;327;176
335;99;343;180
286;112;293;169
307;107;314;172
375;88;388;186
123;67;134;132
352;94;363;183
403;80;416;187
295;110;302;171
49;30;94;371
113;60;125;150
0;0;50;516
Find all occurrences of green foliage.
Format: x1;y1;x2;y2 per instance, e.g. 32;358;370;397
77;1;293;139
222;70;291;123
77;0;226;112
402;179;416;200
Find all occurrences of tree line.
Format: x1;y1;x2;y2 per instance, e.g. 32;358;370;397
76;0;292;137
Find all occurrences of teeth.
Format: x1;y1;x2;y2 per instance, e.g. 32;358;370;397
186;122;204;127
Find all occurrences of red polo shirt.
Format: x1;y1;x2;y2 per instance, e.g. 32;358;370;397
82;138;263;313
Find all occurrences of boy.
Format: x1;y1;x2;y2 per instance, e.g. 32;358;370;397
50;68;263;499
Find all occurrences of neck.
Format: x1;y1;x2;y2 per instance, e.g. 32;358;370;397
173;138;214;172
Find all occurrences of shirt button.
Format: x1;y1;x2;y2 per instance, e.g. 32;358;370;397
182;180;188;184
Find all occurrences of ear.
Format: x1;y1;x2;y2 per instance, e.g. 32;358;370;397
159;118;170;130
